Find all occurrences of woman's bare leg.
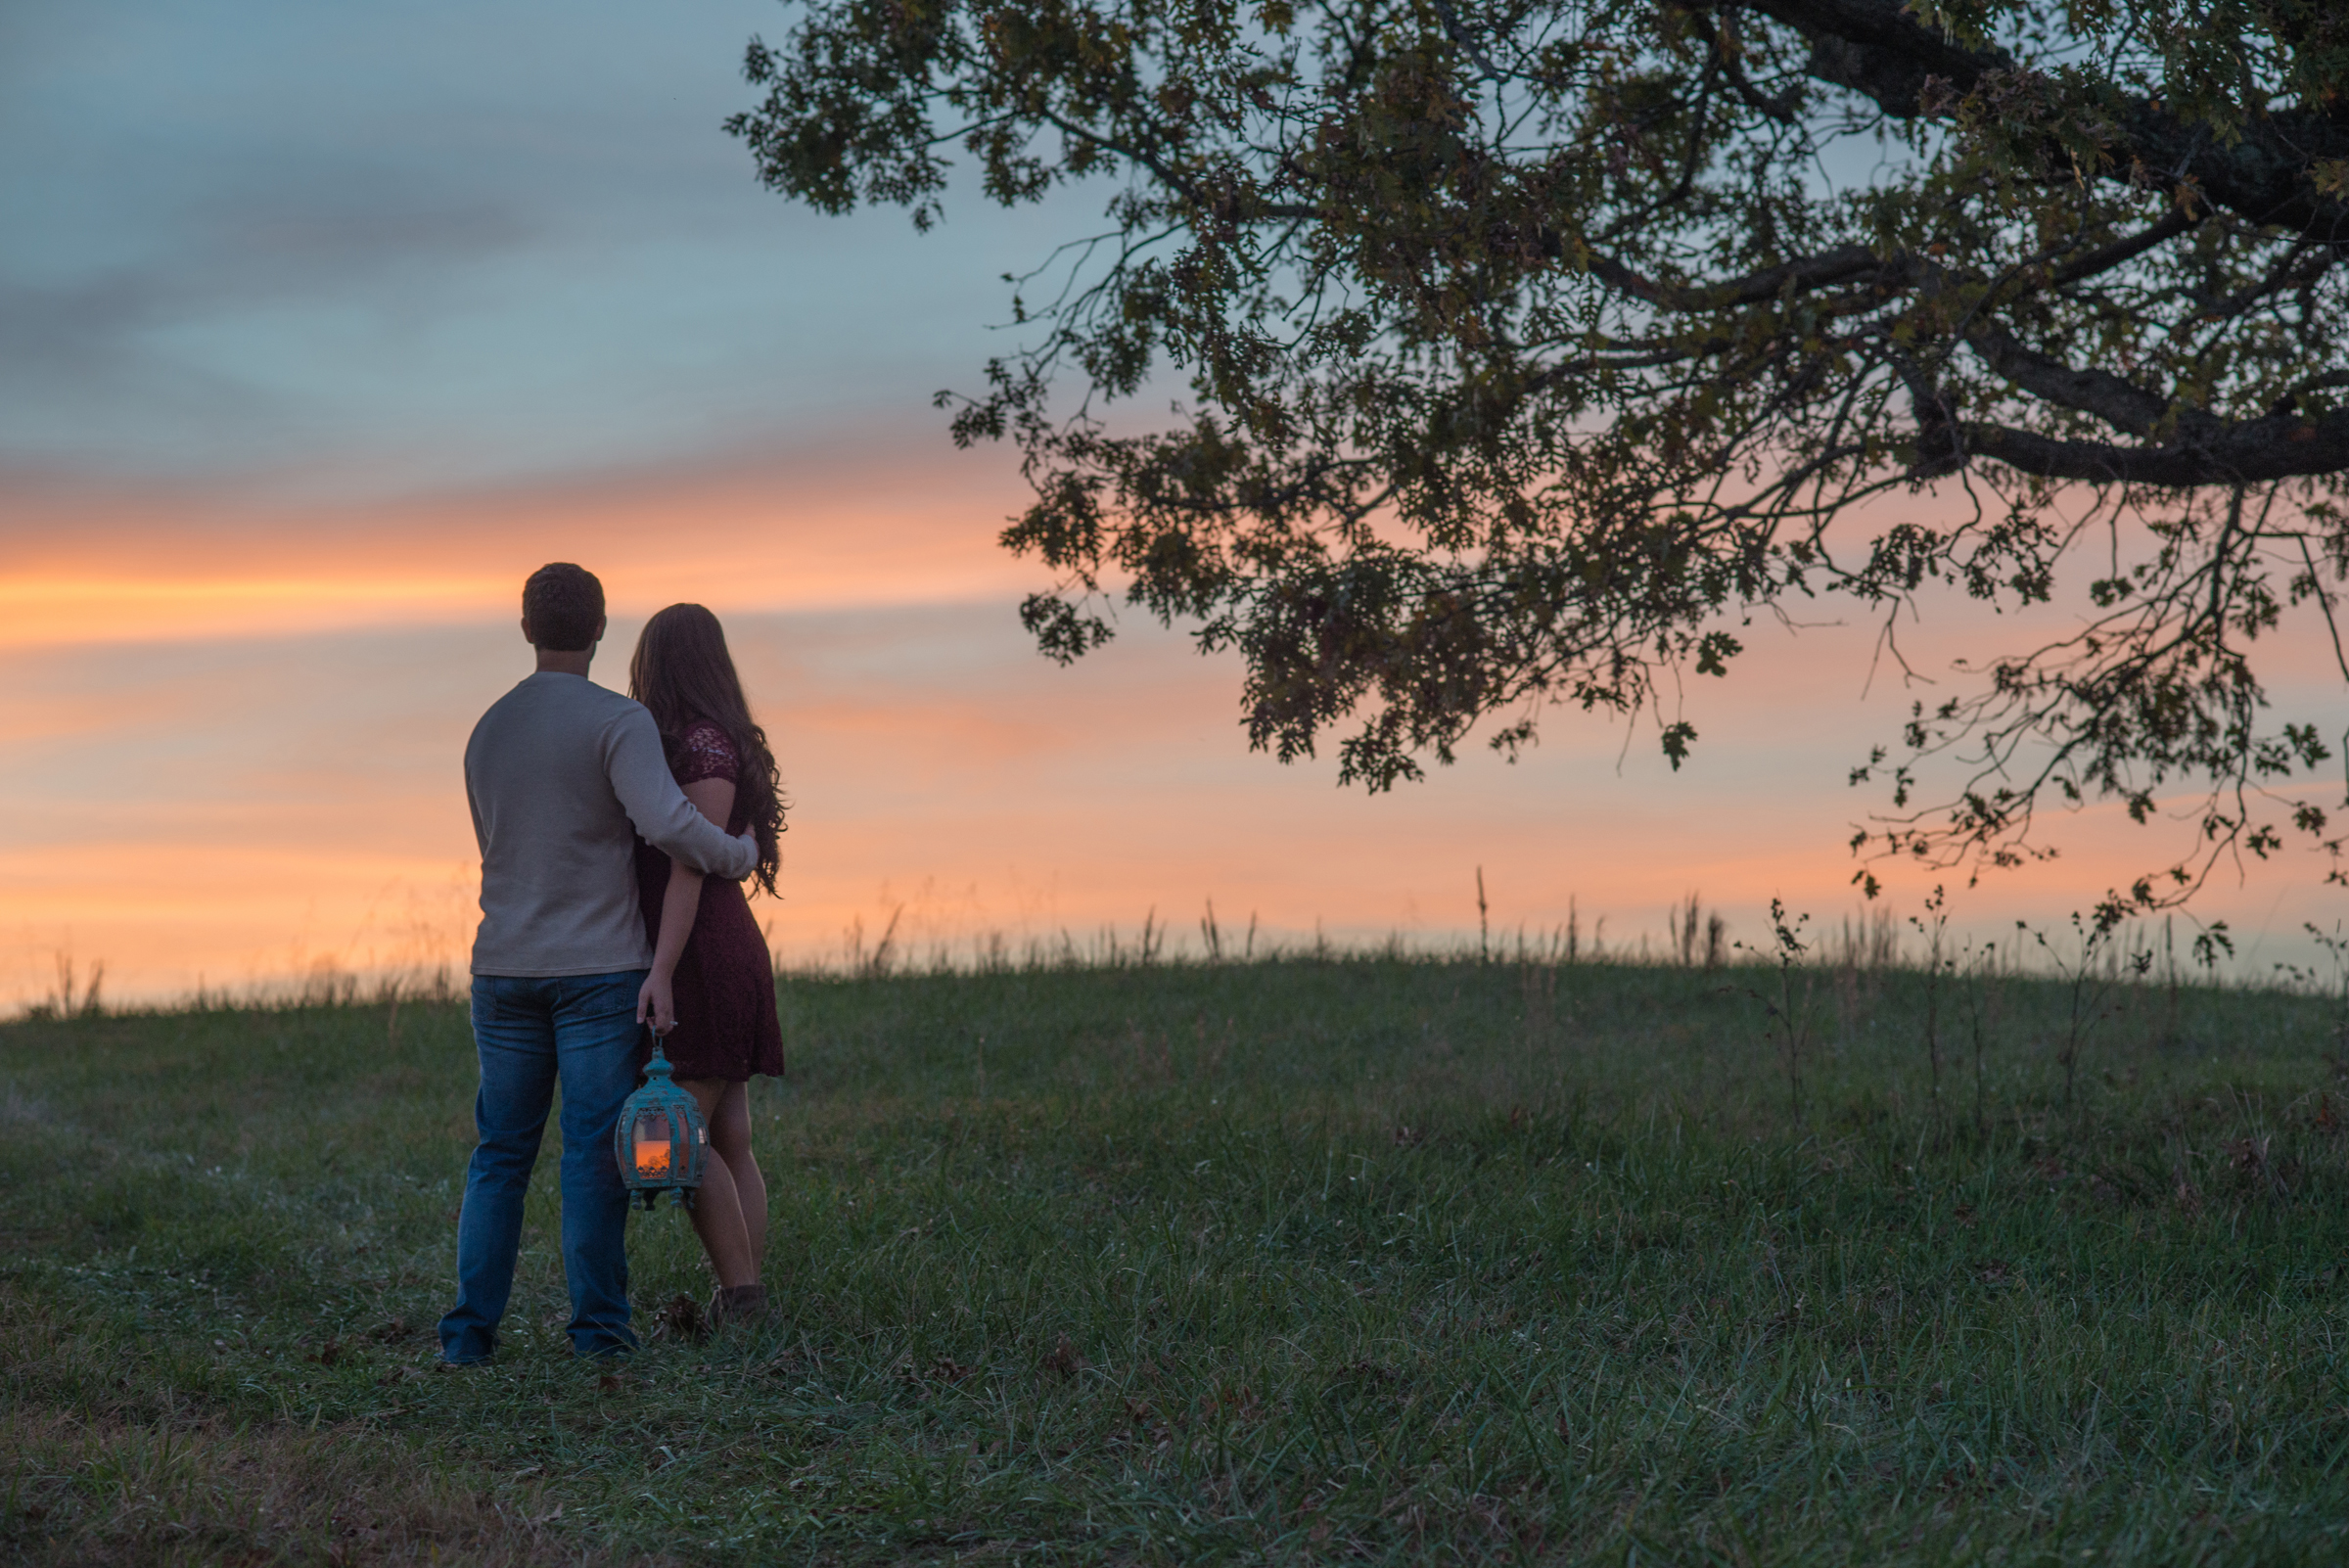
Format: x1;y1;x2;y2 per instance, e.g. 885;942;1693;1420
709;1082;768;1276
678;1079;757;1289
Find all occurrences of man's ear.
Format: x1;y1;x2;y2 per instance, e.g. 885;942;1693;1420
592;615;607;647
520;616;536;648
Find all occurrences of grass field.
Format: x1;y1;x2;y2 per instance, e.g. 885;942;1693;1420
5;951;2349;1564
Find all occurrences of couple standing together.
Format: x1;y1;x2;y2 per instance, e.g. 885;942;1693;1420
438;562;787;1365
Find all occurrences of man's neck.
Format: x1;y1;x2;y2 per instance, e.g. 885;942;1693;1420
534;648;594;677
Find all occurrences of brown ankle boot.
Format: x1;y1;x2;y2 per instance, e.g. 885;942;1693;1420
708;1283;767;1328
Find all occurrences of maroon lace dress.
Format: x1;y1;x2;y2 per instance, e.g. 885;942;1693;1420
633;720;785;1082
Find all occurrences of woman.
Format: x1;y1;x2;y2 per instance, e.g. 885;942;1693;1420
628;603;787;1326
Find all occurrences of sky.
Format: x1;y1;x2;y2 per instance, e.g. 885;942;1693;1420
2;0;2343;1008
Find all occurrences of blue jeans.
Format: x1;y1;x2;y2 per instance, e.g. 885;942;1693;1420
438;971;645;1362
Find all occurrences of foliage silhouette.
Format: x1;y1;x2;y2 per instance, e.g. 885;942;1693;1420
730;0;2349;902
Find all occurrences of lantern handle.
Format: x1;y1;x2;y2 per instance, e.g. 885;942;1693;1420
640;1026;676;1082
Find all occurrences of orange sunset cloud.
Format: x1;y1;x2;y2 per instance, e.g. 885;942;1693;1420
0;438;1035;647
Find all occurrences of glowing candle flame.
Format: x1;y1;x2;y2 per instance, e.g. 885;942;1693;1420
633;1114;672;1178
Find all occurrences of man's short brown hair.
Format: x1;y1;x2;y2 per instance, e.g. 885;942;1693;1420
523;563;605;652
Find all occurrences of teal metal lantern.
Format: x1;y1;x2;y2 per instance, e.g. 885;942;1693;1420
616;1038;708;1210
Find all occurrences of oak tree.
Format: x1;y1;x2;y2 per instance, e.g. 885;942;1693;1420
730;0;2349;902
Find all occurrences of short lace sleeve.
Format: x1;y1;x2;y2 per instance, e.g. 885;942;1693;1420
674;721;740;786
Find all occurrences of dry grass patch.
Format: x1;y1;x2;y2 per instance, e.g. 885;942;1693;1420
0;1411;649;1568
0;1289;656;1568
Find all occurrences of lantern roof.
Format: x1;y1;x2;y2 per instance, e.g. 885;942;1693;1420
617;1037;709;1208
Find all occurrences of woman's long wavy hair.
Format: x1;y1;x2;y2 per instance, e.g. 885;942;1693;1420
628;603;785;897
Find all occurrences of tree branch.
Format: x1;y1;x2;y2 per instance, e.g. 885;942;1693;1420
1961;409;2349;485
1746;0;2007;115
1588;243;1912;310
1743;0;2349;249
1961;324;2213;440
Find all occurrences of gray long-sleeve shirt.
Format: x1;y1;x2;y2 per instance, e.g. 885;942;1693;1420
465;671;757;977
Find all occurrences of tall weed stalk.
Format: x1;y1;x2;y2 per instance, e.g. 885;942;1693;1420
1909;886;1951;1132
1741;899;1817;1122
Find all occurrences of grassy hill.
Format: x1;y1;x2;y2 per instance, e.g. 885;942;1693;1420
3;954;2347;1564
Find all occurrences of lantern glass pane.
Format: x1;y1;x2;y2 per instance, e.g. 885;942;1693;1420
630;1110;674;1180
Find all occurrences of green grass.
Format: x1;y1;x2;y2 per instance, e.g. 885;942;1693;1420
4;955;2349;1564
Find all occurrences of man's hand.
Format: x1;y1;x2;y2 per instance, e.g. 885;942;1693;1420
636;972;676;1036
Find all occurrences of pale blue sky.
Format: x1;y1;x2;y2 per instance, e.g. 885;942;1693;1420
0;0;1082;496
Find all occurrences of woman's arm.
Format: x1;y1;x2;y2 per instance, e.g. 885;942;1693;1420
636;865;704;1035
635;775;737;1034
610;708;757;878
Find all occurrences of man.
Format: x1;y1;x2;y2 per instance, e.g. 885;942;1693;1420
438;563;759;1364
